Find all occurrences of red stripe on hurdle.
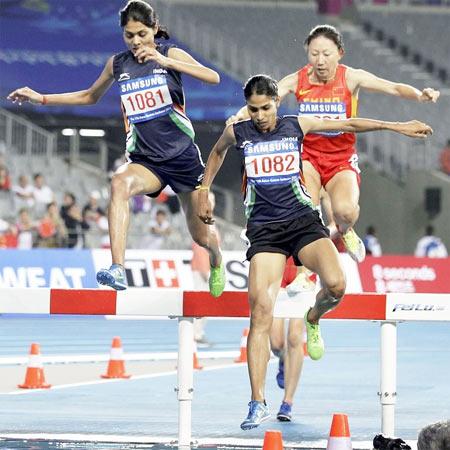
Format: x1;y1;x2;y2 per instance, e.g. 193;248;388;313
50;289;117;315
324;293;386;320
183;291;250;317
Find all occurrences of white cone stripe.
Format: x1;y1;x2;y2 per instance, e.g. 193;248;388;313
27;355;43;368
326;437;352;450
240;336;247;346
110;348;124;359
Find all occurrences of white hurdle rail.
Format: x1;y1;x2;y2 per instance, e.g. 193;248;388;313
1;288;450;447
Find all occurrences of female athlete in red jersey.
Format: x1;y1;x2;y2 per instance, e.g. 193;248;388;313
229;24;440;262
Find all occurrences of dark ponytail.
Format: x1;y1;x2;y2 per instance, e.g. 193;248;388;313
119;0;170;40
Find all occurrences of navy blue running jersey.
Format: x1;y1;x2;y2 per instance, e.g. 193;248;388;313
113;43;196;162
233;116;315;224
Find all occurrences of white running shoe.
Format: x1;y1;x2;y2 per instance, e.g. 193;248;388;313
286;271;316;297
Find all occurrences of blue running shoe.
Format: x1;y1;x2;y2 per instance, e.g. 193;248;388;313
240;401;270;430
276;358;284;389
277;401;292;422
96;264;127;291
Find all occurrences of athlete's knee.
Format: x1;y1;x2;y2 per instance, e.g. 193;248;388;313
110;172;132;199
322;272;346;301
333;202;359;226
249;296;273;331
286;332;302;349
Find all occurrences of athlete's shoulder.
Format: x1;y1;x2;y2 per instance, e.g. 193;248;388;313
158;41;177;56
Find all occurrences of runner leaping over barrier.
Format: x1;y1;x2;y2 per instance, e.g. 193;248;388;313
1;288;449;447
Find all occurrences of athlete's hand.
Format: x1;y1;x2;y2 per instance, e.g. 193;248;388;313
419;88;440;103
197;190;215;225
134;47;167;65
398;120;433;138
7;87;43;105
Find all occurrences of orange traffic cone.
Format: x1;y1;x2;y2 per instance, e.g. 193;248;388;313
101;336;131;379
18;343;51;389
193;340;203;370
326;413;352;450
234;328;249;363
263;430;283;450
302;328;309;358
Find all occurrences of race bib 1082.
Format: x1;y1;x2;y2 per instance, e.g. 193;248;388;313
244;139;300;185
119;75;173;124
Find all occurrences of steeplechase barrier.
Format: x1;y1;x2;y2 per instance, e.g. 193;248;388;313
1;288;449;447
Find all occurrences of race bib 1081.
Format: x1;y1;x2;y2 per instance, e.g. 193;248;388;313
244;139;300;185
119;75;173;124
298;102;347;136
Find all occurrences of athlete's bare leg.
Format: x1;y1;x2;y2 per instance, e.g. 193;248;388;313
109;163;162;265
270;318;285;360
178;190;222;267
247;253;285;401
301;160;322;206
298;238;346;323
283;318;304;404
325;170;360;235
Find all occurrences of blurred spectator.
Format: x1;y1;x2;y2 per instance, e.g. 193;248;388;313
33;173;54;216
36;202;67;248
0;219;18;248
132;194;152;214
417;419;450;450
82;190;106;236
0;164;11;191
15;208;36;249
439;139;450;176
12;175;35;211
415;225;448;258
96;210;110;249
145;209;172;249
363;225;382;256
60;192;83;248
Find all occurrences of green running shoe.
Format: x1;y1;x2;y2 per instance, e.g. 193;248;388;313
341;227;366;263
304;308;324;360
209;262;225;297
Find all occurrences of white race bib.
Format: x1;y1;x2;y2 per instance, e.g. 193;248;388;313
298;102;347;136
119;75;173;124
244;139;300;185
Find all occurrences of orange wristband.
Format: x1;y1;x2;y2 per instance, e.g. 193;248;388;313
41;95;47;105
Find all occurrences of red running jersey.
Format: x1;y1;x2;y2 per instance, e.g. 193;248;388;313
295;64;357;154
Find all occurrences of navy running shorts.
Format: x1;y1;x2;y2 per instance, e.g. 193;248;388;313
245;210;330;265
128;143;205;198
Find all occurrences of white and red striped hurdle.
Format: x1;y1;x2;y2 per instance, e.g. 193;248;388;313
1;288;449;447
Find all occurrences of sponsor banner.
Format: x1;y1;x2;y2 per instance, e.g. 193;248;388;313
386;293;450;321
0;250;97;288
358;256;450;294
0;249;363;291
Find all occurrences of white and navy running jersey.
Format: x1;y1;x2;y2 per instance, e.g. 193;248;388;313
113;43;196;162
233;116;315;225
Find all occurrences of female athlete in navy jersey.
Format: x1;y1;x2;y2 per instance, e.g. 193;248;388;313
198;74;431;430
8;0;225;295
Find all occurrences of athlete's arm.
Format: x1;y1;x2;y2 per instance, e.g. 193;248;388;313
133;46;219;84
226;71;298;126
298;116;433;138
347;67;440;103
7;57;115;106
197;125;236;224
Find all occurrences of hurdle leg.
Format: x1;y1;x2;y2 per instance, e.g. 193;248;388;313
379;321;397;437
177;317;194;448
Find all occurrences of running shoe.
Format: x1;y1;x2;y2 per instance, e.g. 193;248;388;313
209;262;225;297
341;227;366;263
276;358;284;389
304;309;324;361
286;271;316;296
96;264;128;291
240;400;270;430
276;401;292;422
